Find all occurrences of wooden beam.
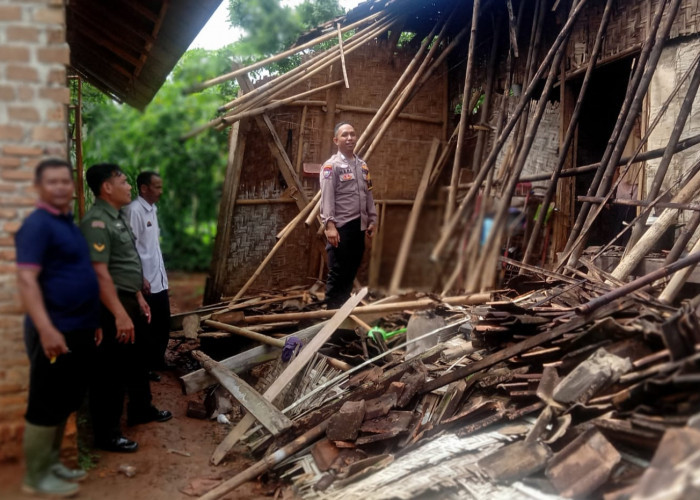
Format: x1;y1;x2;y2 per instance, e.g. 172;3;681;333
191;350;292;435
210;288;368;465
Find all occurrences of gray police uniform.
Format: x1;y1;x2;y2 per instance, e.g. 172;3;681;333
319;152;377;308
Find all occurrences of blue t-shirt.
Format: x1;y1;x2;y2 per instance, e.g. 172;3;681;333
15;205;100;332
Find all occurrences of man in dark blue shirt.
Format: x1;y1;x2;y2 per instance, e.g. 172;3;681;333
15;158;102;497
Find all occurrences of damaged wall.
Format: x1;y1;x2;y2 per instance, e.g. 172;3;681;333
647;35;700;235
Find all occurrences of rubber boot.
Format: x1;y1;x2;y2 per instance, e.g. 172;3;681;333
50;420;87;482
22;422;80;497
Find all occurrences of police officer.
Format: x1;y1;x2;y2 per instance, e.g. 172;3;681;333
16;159;101;497
80;163;171;453
320;122;377;308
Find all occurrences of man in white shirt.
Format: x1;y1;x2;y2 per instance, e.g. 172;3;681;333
124;172;170;379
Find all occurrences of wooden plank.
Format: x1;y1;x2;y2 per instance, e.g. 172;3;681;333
191;350;292;435
210;288;368;465
180;322;326;395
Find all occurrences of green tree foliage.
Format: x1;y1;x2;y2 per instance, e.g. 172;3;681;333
79;47;240;271
229;0;344;55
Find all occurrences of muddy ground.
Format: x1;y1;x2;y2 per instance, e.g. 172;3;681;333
0;272;278;500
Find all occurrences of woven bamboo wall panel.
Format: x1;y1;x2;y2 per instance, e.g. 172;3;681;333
487;95;561;189
566;0;700;71
220;203;314;296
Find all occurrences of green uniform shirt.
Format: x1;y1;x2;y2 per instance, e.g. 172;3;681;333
80;198;143;293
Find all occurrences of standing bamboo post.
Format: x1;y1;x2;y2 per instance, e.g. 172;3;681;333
521;0;614;268
337;23;350;88
505;0;519;58
626;56;700;250
232;195;318;300
368;202;386;288
389;138;440;294
186;11;386;93
430;0;589;262
295;105;308;176
446;0;480;222
611;165;700;281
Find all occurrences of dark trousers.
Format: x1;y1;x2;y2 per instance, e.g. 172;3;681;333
325;218;365;309
24;325;96;426
89;291;152;441
145;289;170;370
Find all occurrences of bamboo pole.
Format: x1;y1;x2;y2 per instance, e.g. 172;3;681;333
474;0;574;291
295;105;308;176
611;165;700;281
203;320;284;347
626;55;700;249
361;15;451;161
218;80;343;126
389;138;440;294
305;199;321;227
337;23;350;88
446;0;481;222
658;236;700;303
232;195;318;300
428;125;459;187
561;0;682;269
278;191;320;239
505;0;519;58
368;202;386;288
521;0;614;268
665;211;700;264
186;11;385;93
577;196;700;212
243;293;491;325
430;0;589;262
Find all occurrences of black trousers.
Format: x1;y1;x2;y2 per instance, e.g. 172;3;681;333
24;325;96;426
145;289;170;370
325;218;365;309
89;291;152;441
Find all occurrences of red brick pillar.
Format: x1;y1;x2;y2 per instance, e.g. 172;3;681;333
0;0;69;461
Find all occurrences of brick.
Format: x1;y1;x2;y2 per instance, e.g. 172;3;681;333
0;196;34;208
0;210;17;220
0;126;24;141
46;105;65;122
3;145;42;157
8;106;40;122
0;383;23;395
0;302;23;315
2;170;34;182
0;6;22;21
0;86;15;101
6;65;39;82
0;46;30;63
46;28;65;44
6;26;40;42
0;184;19;193
33;7;64;24
37;46;70;65
39;87;70;104
32;125;65;142
0;157;22;170
43;144;66;157
47;68;66;84
0;249;16;261
18;87;35;101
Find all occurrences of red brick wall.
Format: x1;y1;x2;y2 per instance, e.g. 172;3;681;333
0;0;69;461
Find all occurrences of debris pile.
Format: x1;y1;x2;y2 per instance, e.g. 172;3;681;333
176;269;700;499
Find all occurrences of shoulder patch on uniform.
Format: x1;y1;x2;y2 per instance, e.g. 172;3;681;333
91;220;105;228
93;243;105;252
322;165;332;179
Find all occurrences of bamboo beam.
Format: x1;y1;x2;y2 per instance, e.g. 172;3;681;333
337;23;350;88
658;237;700;303
389;138;440;293
203;320;284;348
243;294;491;325
278;191;321;239
577;196;700;212
186;11;385;93
295;105;308;176
191;350;292;435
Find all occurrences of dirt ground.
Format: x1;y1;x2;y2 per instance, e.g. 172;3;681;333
0;272;276;500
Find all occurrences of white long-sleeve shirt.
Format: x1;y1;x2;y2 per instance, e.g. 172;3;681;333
124;196;168;293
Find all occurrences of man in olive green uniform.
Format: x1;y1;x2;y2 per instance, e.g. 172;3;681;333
81;163;171;453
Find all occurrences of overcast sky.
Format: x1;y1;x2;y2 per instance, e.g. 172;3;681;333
190;0;363;50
